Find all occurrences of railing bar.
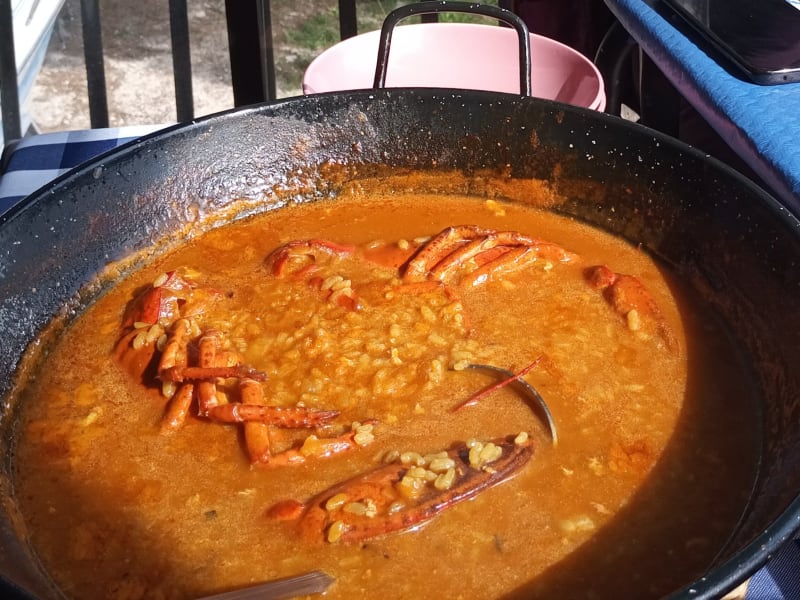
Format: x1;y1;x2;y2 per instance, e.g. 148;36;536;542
168;0;194;122
256;0;276;100
338;0;357;40
0;0;22;143
225;0;265;106
80;0;109;128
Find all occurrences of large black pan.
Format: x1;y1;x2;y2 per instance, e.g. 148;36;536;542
1;89;799;599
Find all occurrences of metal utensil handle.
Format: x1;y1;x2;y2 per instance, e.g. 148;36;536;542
372;1;532;96
195;571;335;600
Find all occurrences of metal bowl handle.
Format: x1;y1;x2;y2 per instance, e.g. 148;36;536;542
372;1;532;96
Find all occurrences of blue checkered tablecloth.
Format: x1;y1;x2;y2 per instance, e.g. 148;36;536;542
0;125;165;215
0;126;799;599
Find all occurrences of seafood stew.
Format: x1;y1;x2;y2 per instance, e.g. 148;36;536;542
10;193;758;599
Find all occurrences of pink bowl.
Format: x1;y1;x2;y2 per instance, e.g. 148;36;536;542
303;23;606;111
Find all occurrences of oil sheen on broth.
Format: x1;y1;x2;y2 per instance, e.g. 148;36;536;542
12;194;758;600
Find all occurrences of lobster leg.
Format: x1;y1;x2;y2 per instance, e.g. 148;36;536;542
196;332;222;416
256;425;375;469
464;246;528;287
402;225;486;282
403;225;578;286
241;378;273;464
428;235;510;282
158;318;191;373
204;403;340;426
162;364;267;383
161;382;194;432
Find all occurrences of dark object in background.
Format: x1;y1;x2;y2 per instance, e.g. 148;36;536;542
663;0;800;85
512;0;616;59
513;0;772;190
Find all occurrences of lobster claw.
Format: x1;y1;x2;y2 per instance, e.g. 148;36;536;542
113;328;159;385
584;265;679;353
121;270;196;330
115;270;200;384
269;435;533;544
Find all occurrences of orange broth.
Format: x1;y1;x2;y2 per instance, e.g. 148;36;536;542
11;193;758;599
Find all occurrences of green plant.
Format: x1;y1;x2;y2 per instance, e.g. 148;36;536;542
283;7;341;51
274;0;503;94
282;1;502;51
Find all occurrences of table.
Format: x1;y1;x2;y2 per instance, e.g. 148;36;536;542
1;123;799;599
604;0;800;214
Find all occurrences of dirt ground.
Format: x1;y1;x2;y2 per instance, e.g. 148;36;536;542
30;0;332;132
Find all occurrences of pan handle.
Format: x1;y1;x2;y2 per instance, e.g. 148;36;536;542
372;1;532;96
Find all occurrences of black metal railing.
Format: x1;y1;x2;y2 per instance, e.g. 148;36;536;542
224;0;512;107
0;0;21;143
1;0;516;148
